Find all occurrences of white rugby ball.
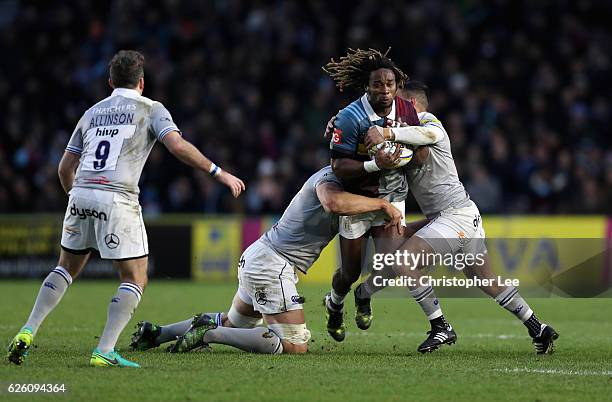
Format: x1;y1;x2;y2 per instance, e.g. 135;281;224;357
368;141;414;168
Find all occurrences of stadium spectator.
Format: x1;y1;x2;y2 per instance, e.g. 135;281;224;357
1;0;610;214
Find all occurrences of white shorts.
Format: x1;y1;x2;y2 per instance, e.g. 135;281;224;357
415;200;487;258
236;239;303;315
60;188;148;260
339;200;406;239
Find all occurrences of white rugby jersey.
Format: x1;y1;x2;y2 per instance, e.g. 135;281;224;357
66;88;180;201
403;112;471;217
261;166;341;273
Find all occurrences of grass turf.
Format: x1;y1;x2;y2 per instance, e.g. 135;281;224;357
1;280;611;401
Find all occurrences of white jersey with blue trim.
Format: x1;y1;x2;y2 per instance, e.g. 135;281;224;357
403;112;471;218
65;88;180;201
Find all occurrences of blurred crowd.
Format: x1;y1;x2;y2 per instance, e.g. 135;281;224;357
1;0;610;215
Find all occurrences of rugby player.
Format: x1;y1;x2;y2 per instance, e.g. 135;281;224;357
7;50;245;367
356;81;559;354
130;166;404;354
321;49;455;350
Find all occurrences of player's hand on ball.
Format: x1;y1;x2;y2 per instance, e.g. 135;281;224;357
323;115;338;139
364;126;385;149
373;145;402;169
381;201;403;235
217;171;246;198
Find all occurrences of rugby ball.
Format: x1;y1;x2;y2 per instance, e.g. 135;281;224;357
368;141;414;168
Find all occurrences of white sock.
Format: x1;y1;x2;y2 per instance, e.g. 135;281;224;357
495;286;533;322
157;313;222;344
97;282;143;354
409;285;442;320
203;326;283;354
24;266;73;336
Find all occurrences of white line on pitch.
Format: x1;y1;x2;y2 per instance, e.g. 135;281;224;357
494;368;612;376
347;331;520;339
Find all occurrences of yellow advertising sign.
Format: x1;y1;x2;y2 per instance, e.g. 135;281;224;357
298;237;339;284
192;218;241;281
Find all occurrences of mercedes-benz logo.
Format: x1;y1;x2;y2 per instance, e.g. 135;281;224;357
104;233;120;249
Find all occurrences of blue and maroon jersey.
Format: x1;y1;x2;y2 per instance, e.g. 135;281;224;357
329;94;419;201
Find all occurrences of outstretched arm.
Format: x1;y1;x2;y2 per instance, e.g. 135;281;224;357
162;131;245;198
316;181;402;234
365;125;443;148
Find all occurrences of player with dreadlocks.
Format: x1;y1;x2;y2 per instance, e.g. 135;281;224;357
322;48;458;352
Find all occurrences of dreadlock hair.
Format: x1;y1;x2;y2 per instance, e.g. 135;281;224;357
322;48;408;92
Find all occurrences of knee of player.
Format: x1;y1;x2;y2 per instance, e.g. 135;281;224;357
281;341;308;354
268;323;311;354
227;305;263;328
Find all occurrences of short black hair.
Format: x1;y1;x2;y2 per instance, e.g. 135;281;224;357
322;48;408;91
401;80;429;108
109;50;145;88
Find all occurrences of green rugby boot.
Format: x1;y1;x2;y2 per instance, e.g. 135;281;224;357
130;321;162;351
324;293;346;342
354;284;373;330
90;348;141;368
168;314;217;353
7;327;33;365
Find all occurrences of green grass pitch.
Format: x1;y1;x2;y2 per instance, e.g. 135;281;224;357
1;280;611;401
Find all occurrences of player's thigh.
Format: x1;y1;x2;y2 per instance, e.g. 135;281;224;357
338;213;374;240
371;225;406;254
370;200;407;235
391;235;435;275
225;289;263;328
339;235;368;276
60;190;106;268
114;256;148;289
263;309;309;354
96;194;149;261
239;240;304;316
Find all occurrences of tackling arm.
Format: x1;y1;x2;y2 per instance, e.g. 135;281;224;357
316;180;400;218
331;158;370;179
381;125;444;146
57;151;80;194
316;181;402;232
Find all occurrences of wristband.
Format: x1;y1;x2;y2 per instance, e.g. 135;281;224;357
209;163;222;177
364;159;381;173
383;127;394;140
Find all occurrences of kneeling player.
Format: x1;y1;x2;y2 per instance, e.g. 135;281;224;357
131;166;403;354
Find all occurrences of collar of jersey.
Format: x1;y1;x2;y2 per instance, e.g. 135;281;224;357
360;94;396;122
111;88;141;99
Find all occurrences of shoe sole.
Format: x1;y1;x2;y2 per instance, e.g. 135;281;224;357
355;315;372;331
418;338;457;354
538;331;559;355
7;340;29;365
327;329;346;342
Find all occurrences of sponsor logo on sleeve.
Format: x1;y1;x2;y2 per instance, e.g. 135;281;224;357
332;128;343;144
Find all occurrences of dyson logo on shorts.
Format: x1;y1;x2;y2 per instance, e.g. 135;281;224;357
70;204;108;221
